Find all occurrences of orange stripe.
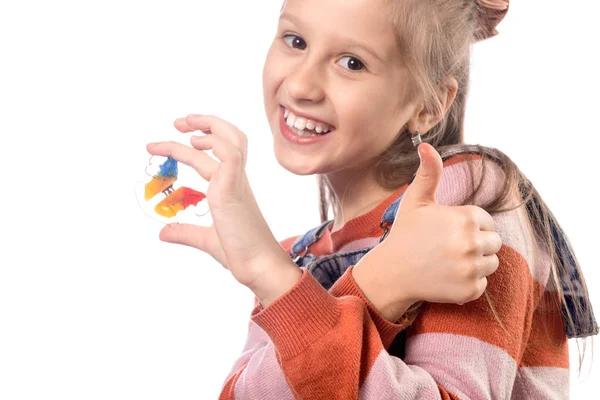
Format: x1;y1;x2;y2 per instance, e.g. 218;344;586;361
218;368;242;400
273;297;385;397
359;309;389;387
438;384;462;400
407;245;543;362
310;228;335;256
442;153;483;168
279;233;333;258
520;290;569;368
279;236;300;254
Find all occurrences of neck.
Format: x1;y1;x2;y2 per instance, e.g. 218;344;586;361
324;161;398;233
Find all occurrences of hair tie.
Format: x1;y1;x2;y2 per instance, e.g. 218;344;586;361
475;0;509;41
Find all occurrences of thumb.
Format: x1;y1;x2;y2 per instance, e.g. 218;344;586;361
159;223;228;267
401;143;443;207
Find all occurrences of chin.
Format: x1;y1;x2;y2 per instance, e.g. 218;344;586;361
273;146;322;176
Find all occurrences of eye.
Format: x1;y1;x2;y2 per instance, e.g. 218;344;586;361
337;56;366;72
282;34;307;50
282;34;367;73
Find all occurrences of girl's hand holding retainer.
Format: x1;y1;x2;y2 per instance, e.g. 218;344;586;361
146;115;303;307
352;143;503;322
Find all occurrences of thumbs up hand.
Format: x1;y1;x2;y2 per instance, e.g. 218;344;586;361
352;143;503;322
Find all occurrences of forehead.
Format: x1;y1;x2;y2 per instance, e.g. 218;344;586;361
280;0;398;61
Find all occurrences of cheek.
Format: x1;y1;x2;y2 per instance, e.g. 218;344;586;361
338;99;401;157
262;56;279;117
339;99;387;136
262;58;274;97
262;47;283;92
337;81;391;126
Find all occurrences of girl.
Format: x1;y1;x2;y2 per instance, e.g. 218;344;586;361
146;0;598;398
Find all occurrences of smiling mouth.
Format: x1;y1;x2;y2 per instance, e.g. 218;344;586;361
280;105;335;135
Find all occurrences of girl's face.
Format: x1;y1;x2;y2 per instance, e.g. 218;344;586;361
262;0;419;177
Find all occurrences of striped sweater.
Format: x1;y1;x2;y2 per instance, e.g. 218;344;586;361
219;155;571;399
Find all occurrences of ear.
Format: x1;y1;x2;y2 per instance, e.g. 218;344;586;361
408;76;459;134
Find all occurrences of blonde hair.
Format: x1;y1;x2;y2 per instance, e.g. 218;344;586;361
313;0;595;374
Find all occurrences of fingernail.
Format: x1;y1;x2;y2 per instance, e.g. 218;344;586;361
175;118;185;124
191;135;203;141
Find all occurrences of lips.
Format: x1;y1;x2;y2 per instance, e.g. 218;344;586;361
278;105;333;144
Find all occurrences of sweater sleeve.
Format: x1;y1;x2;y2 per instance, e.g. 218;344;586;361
220;265;463;400
218;265;410;400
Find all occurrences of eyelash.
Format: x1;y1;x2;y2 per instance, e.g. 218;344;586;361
281;33;368;73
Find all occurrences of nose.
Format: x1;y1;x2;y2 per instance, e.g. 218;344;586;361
284;58;326;103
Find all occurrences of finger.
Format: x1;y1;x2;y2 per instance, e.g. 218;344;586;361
189;135;214;151
159;223;227;266
147;141;217;182
458;276;489;305
190;134;243;168
479;254;499;277
174;118;212;135
480;230;503;255
183;114;247;159
401;143;443;207
160;223;207;249
190;135;245;188
190;135;247;197
476;277;488;298
173;118;196;133
464;205;495;232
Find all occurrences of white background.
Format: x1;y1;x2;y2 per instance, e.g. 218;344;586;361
1;0;598;398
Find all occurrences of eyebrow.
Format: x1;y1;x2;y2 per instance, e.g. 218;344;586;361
278;13;385;64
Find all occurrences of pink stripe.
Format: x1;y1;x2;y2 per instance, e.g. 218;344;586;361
491;208;551;287
233;341;295;400
224;321;294;399
404;332;517;399
512;366;569;399
224;321;269;382
436;158;506;207
359;349;443;398
336;236;379;253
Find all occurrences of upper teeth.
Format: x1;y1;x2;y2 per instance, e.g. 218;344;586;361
284;107;333;134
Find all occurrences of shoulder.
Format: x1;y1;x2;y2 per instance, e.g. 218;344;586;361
437;147;510;208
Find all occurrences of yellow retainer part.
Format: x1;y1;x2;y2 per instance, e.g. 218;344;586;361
144;176;177;200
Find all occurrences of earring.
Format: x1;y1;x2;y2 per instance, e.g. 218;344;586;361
410;127;422;147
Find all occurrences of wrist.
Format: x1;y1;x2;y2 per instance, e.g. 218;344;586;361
352;252;416;323
250;254;303;309
379;298;414;323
